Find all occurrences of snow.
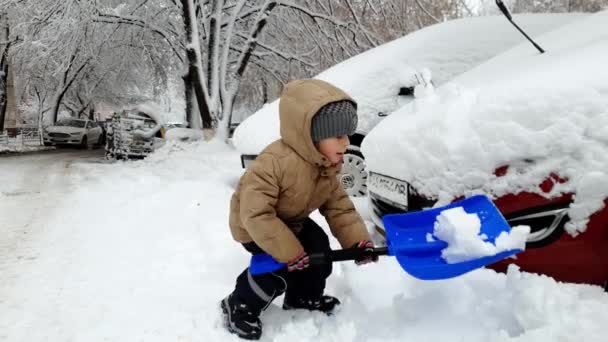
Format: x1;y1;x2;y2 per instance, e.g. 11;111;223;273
494;226;530;252
0;144;53;154
233;13;582;155
0;133;51;154
1;142;608;341
433;207;529;263
362;11;608;235
164;127;205;141
130;104;165;139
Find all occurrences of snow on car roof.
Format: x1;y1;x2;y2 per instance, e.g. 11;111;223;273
362;11;608;235
233;13;581;155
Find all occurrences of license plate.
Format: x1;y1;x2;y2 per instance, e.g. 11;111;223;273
368;173;408;208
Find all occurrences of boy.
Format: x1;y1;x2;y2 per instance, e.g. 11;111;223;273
222;79;378;340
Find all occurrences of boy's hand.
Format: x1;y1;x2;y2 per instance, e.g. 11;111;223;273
287;250;310;271
353;240;379;265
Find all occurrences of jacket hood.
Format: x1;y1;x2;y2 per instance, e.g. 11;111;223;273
279;79;356;172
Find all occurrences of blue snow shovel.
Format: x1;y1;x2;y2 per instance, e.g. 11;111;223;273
249;195;522;280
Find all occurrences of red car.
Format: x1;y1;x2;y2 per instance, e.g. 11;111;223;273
488;171;608;286
369;168;608;288
365;12;607;289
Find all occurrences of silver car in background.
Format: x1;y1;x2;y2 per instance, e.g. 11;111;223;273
43;118;104;148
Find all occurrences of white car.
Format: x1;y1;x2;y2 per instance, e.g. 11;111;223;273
44;118;104;147
232;13;580;197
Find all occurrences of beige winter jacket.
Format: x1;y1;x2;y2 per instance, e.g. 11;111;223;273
229;79;371;262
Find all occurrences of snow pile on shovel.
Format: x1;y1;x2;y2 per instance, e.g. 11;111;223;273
433;207;530;263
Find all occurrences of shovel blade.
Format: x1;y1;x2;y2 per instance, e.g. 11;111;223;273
394;249;520;280
383;195;521;280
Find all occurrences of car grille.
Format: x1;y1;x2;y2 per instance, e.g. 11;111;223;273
504;202;570;248
372;187;570;248
49;132;70;138
370;193;405;218
370;187;437;219
408;191;437;212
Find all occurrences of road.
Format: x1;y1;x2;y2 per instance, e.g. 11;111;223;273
0;148;105;272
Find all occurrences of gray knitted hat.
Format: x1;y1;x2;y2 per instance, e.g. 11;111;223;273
310;100;358;143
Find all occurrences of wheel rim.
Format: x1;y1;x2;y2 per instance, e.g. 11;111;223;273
340;152;367;197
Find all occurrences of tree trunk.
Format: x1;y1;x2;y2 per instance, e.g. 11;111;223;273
207;2;217;92
0;13;9;132
50;56;90;123
0;61;8;132
261;77;268;104
49;93;62;123
186;48;213;129
181;0;213;129
218;1;277;137
234;2;277;79
183;72;194;127
32;86;45;145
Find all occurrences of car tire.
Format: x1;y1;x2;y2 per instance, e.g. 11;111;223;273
80;135;88;149
95;134;103;149
340;146;368;197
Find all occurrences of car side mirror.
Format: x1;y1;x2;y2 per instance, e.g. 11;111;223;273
398;86;415;96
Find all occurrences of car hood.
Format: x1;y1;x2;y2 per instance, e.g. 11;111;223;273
46;126;84;134
362;11;608;235
232;13;581;155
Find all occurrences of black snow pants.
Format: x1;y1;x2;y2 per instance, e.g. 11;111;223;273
231;218;332;314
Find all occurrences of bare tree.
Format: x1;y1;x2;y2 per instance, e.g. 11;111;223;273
0;11;11;131
2;0;465;138
5;0;180;127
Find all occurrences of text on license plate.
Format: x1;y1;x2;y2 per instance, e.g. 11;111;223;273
368;173;408;207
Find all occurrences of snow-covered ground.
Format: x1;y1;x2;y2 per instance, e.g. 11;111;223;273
0;149;105;273
0;142;54;154
1;142;607;341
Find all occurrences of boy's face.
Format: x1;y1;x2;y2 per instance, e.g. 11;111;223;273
317;135;350;165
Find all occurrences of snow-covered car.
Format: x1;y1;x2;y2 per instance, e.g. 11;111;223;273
232;13;580;197
362;11;608;287
105;109;165;159
43;118;104;147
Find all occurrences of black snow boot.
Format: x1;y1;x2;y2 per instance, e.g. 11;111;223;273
221;294;263;340
283;295;341;315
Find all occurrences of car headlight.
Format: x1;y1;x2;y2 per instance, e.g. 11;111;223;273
70;132;81;136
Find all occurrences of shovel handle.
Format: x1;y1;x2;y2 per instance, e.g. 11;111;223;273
309;247;390;264
248;247;390;275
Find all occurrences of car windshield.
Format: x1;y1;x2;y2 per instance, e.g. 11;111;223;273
56;119;86;128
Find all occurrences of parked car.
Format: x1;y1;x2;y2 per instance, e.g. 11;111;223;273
43;118;104;148
105;109;165;159
232;13;580;197
362;11;608;287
